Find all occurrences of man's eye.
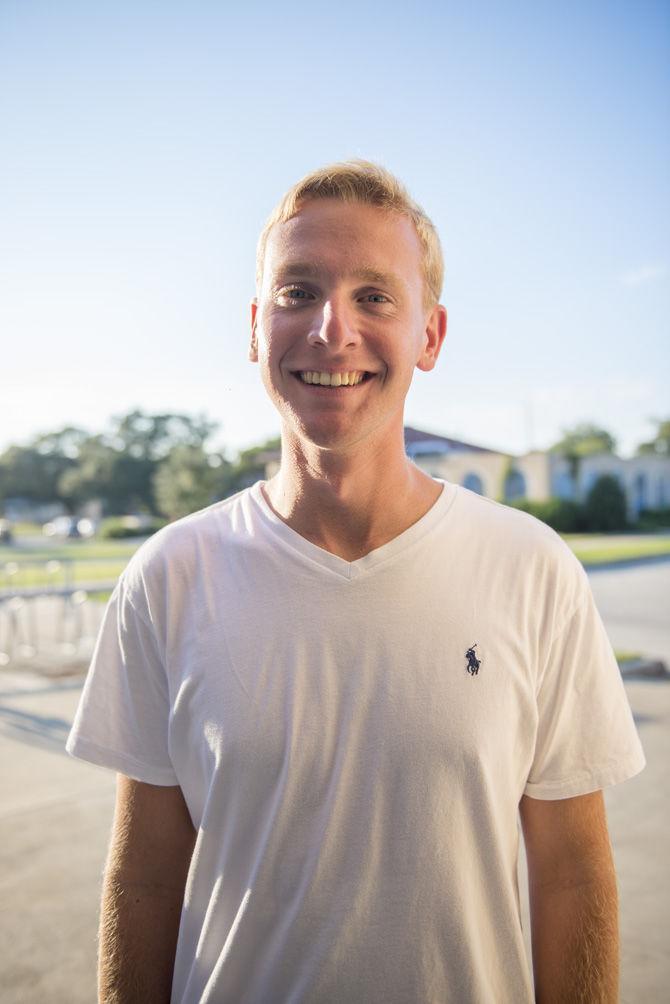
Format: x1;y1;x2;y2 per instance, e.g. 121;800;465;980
280;288;309;301
364;294;388;303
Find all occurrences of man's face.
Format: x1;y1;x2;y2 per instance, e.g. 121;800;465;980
250;198;446;452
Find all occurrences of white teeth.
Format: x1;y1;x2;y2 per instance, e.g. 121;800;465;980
299;371;367;386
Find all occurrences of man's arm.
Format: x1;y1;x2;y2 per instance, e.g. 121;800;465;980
519;790;619;1003
99;775;196;1003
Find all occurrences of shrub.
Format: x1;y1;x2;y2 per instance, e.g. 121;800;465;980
634;507;670;531
582;475;628;532
507;498;585;533
99;516;166;539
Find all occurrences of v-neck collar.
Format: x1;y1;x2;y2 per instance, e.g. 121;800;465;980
249;479;456;581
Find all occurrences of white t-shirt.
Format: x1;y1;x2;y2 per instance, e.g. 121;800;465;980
67;480;645;1003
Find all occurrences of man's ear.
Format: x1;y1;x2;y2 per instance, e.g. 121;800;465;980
249;299;259;362
416;304;447;373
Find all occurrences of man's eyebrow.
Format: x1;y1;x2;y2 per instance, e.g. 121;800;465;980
273;262;321;281
273;262;403;288
353;267;401;287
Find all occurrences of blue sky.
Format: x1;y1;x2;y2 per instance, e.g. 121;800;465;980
2;0;668;459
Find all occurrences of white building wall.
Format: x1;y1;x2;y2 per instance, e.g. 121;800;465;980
412;452;511;500
412;447;670;519
576;454;659;519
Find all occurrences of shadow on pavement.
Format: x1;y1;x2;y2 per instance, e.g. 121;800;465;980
0;703;72;753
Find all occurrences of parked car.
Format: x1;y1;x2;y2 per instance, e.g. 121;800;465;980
42;516;95;539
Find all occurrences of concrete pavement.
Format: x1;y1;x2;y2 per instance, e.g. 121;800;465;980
0;674;115;1003
588;559;670;666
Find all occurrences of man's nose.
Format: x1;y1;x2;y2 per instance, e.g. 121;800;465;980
307;301;359;350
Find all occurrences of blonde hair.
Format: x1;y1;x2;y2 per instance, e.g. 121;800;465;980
255;159;444;308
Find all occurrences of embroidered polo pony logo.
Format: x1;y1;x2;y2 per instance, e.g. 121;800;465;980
465;644;481;676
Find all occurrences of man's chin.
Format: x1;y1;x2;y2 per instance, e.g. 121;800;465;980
282;415;370;453
281;408;408;456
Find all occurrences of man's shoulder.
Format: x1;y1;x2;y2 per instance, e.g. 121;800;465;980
445;485;590;635
449;484;586;585
452;483;565;542
121;485;257;595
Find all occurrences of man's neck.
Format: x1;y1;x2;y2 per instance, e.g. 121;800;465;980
263;427;442;562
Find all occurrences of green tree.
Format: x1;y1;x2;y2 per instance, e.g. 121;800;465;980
550;423;617;481
110;410;218;460
636;418;670;457
0;411;246;517
57;435;122;512
153;446;233;520
229;437;281;492
32;426;89;459
583;475;628;532
59;411;223;514
0;444;75;507
0;425;91;509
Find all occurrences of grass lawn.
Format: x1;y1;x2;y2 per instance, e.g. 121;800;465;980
6;521;47;538
563;535;670;565
0;536;143;590
614;651;642;663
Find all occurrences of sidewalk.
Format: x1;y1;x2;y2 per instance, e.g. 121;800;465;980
0;668;667;1002
0;673;114;1002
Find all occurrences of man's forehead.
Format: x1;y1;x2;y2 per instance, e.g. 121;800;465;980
263;201;422;282
269;199;418;242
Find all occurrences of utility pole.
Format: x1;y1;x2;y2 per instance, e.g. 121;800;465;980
524;396;535;454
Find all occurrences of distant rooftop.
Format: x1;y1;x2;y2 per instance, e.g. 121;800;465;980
403;426;494;456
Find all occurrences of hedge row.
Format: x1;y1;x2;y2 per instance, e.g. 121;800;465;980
98;516;167;539
507;475;636;533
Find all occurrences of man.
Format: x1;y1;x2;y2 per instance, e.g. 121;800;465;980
67;160;645;1003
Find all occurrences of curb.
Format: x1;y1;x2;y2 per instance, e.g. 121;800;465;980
618;658;670;681
582;554;670;572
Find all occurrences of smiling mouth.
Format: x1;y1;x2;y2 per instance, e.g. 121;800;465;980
293;370;374;387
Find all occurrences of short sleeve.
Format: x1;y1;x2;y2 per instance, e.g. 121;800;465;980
524;571;645;800
66;576;178;786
